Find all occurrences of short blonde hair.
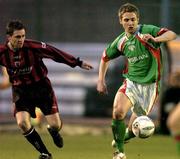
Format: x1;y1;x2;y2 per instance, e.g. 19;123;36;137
118;3;140;19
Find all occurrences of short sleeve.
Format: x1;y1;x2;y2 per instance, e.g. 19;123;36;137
102;36;123;62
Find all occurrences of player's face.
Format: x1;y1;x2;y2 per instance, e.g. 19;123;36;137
119;12;139;36
8;29;26;49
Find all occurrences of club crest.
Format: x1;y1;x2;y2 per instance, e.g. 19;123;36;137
128;44;136;51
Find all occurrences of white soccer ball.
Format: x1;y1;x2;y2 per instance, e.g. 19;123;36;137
132;116;155;138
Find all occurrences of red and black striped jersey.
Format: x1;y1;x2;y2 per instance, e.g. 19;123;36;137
0;39;82;86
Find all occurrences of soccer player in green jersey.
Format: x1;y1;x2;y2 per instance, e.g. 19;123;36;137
97;3;177;159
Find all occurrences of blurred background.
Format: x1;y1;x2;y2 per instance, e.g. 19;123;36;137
0;0;180;42
0;0;180;135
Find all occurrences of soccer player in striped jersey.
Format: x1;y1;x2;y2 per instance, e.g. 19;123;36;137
0;20;93;159
97;3;177;159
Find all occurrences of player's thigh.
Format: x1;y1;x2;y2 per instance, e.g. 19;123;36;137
167;103;180;129
113;92;132;119
45;112;62;129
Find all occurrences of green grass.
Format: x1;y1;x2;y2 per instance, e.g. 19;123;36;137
0;132;178;159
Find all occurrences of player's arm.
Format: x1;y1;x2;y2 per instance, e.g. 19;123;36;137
97;54;110;94
97;40;122;94
153;30;177;42
0;67;11;89
29;40;93;70
43;44;93;70
142;27;177;43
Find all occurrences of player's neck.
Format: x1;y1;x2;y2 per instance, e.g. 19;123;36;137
125;25;141;38
7;42;18;52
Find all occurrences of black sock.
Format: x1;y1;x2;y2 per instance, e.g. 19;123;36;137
23;127;50;155
47;125;63;148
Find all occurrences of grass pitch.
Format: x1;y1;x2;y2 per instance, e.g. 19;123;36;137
0;131;178;159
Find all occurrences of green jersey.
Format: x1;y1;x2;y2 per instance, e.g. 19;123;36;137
102;24;168;84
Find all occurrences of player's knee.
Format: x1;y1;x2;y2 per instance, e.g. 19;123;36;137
17;120;31;132
113;108;126;120
48;122;62;131
46;113;62;130
50;119;62;130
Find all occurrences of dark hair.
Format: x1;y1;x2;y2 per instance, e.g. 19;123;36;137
6;20;25;35
118;3;140;19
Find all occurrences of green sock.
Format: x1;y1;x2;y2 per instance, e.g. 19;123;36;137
177;142;180;156
174;134;180;155
124;128;135;141
112;119;126;152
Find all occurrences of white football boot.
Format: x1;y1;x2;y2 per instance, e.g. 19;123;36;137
111;139;129;148
113;151;126;159
111;139;116;148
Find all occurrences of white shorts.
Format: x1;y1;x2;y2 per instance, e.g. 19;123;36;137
119;79;158;116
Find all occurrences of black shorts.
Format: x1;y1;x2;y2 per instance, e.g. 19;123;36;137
161;87;180;106
12;77;59;118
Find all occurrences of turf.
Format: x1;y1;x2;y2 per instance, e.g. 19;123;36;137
0;132;178;159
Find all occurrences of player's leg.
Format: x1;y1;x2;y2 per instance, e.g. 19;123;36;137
167;103;180;155
38;77;63;148
45;112;63;148
123;81;157;142
112;111;135;148
124;112;137;141
112;91;132;159
15;111;52;158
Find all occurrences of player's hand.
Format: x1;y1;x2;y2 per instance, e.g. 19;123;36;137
142;34;156;42
97;80;108;95
81;62;93;70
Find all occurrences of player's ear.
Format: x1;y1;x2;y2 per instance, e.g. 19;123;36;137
119;17;122;24
137;17;139;24
6;35;11;41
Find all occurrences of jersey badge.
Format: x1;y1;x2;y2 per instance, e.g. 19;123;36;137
128;44;136;51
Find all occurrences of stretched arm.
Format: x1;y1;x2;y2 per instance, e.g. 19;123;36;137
97;59;110;94
28;40;93;69
41;44;93;70
142;30;177;43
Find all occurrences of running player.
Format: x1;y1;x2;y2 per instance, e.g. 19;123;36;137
97;3;177;159
0;20;93;159
166;71;180;156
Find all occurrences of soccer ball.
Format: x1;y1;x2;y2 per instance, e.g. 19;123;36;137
132;116;155;138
